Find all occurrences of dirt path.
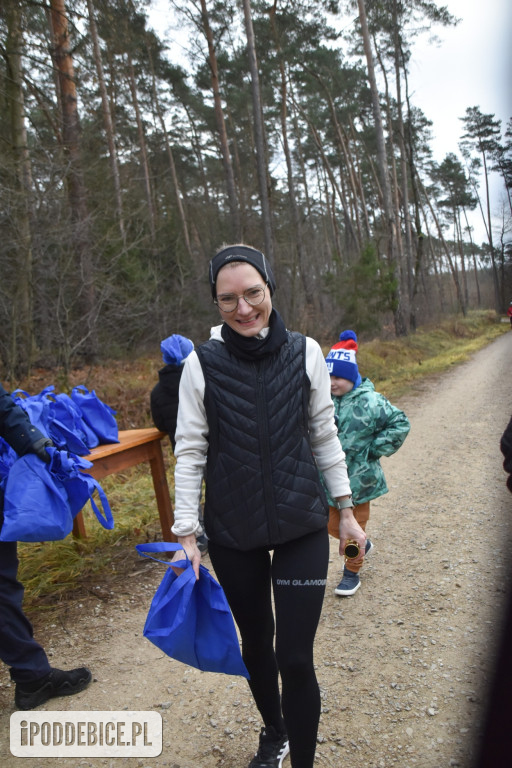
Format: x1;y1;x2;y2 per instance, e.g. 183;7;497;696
1;332;511;768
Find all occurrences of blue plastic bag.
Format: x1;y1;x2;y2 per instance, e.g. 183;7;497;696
1;452;74;541
0;448;114;542
50;393;99;451
46;448;114;529
71;386;119;445
47;409;90;455
11;388;51;437
0;439;17;494
135;542;249;678
11;387;98;454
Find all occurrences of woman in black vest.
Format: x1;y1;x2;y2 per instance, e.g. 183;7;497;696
172;245;366;768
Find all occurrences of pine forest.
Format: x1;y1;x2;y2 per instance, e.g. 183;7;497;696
1;0;511;375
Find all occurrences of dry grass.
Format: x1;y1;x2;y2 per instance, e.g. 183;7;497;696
349;310;507;399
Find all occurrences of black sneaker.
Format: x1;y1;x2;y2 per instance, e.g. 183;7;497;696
249;725;290;767
15;667;92;710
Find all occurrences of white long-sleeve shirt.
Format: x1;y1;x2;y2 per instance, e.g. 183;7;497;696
172;325;351;537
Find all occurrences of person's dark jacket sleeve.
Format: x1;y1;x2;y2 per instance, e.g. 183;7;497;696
501;415;512;493
0;382;47;455
150;365;183;452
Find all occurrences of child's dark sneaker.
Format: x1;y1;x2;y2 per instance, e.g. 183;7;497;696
248;725;290;767
334;567;361;596
15;667;92;710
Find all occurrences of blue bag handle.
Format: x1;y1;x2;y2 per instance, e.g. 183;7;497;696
73;385;117;414
50;448;92;473
58;451;114;530
84;477;115;530
135;541;190;567
135;542;193;619
47;448;114;531
39;385;56;397
11;388;31;399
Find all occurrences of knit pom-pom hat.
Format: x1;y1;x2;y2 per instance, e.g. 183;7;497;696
325;330;362;388
160;334;194;365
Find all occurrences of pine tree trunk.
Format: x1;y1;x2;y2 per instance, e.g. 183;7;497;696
5;0;34;374
348;117;371;239
418;176;466;315
425;229;447;314
183;103;211;206
147;48;193;259
242;0;273;261
127;52;156;242
319;78;363;251
289;84;313;222
86;0;125;242
463;208;481;306
482;151;500;311
227;107;248;237
375;43;405;283
357;0;407;336
297;102;358;252
269;6;317;314
49;0;97;360
199;0;240;240
403;66;424;331
392;13;414;320
455;210;469;309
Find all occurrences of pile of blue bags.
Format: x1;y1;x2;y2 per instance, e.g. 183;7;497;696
0;385;118;542
11;384;119;455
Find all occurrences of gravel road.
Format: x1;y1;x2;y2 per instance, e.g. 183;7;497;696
1;331;511;768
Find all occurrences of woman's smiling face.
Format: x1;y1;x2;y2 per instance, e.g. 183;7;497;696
215;262;272;337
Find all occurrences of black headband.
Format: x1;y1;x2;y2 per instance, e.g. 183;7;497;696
209;245;276;298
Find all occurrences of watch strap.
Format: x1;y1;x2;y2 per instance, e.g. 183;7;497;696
335;496;353;510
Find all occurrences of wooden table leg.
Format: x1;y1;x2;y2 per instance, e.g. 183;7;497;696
149;442;177;542
70;430;176;541
72;511;87;538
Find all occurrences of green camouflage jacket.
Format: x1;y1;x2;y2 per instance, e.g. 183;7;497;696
324;377;410;505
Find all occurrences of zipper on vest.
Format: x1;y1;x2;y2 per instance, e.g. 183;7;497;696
255;368;280;543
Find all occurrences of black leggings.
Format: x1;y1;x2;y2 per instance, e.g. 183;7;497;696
208;527;329;768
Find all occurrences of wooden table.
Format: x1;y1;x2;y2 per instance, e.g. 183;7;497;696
73;428;176;542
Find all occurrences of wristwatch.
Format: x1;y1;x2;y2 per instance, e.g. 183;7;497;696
334;496;354;511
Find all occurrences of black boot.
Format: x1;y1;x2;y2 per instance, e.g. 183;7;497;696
14;667;92;710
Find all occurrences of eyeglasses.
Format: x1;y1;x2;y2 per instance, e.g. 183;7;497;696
214;285;267;313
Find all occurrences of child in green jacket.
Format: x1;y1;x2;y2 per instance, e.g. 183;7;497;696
325;330;410;596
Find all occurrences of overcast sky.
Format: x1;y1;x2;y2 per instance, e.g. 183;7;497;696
408;0;511;162
149;0;511;242
406;0;511;240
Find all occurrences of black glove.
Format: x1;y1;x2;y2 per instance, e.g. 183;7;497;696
32;437;53;463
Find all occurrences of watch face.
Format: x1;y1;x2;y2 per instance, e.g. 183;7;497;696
344;540;360;558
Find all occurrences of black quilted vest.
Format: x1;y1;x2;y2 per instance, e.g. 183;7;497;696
196;332;328;550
